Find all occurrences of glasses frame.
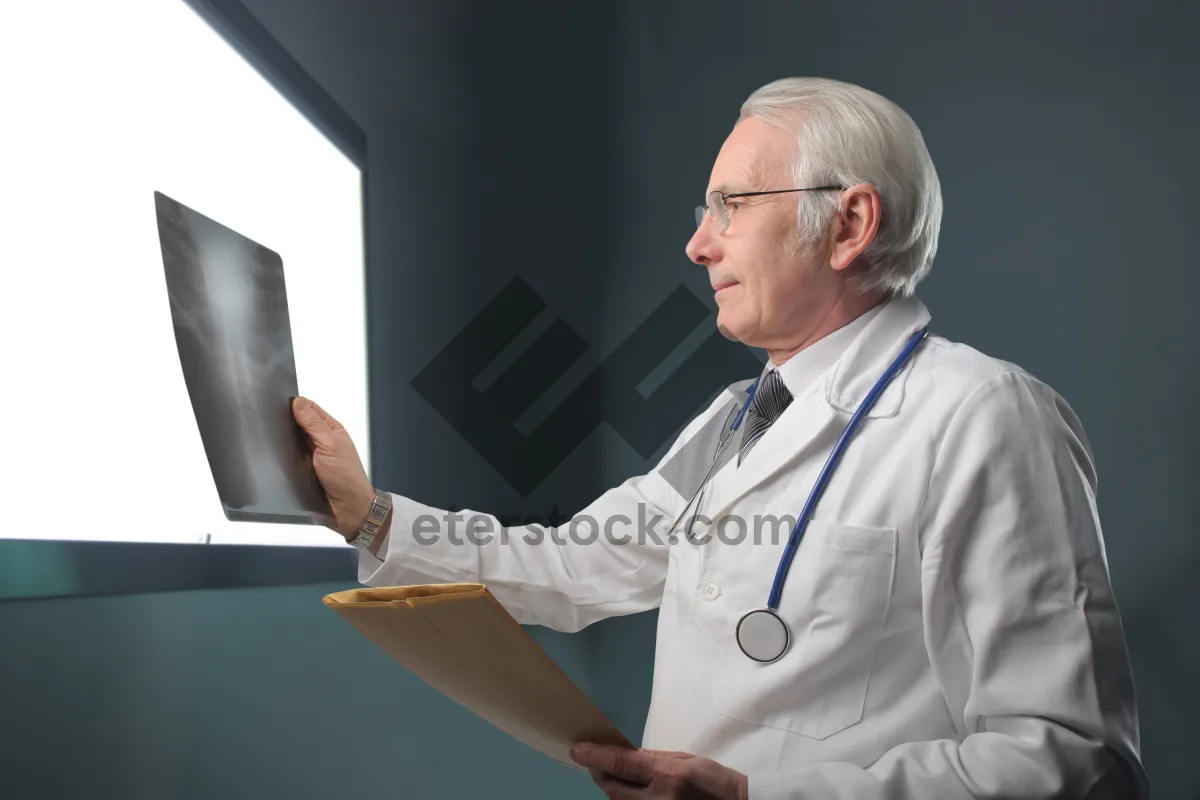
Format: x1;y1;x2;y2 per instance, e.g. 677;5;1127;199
695;185;844;232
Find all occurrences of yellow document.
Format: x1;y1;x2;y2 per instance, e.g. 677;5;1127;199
323;584;634;768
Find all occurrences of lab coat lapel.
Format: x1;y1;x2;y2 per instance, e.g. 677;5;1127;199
701;391;837;522
657;378;756;506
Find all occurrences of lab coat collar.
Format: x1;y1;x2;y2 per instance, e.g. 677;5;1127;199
823;294;931;419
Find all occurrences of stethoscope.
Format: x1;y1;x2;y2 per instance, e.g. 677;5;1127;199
665;326;930;664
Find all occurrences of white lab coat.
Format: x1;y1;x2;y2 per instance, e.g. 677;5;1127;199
360;295;1147;799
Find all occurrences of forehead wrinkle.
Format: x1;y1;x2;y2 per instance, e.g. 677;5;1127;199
708;118;795;195
751;136;794;191
710;150;760;196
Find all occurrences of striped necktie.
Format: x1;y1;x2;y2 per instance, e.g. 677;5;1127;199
738;368;793;467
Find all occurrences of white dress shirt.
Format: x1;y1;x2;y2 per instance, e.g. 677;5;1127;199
358;295;1146;799
768;302;882;401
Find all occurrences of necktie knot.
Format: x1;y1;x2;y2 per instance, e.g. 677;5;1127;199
738;369;793;466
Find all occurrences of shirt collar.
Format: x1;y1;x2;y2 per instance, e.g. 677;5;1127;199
759;301;887;400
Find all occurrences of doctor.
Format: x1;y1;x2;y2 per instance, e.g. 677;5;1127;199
293;77;1147;799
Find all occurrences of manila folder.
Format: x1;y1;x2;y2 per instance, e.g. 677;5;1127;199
323;584;633;768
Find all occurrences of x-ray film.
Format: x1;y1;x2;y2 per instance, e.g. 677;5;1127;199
153;191;333;526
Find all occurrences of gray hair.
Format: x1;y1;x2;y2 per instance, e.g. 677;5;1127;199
739;77;942;298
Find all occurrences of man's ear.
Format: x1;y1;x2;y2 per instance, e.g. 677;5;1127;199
829;184;881;272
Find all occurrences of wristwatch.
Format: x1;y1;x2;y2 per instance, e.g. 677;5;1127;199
347;488;392;551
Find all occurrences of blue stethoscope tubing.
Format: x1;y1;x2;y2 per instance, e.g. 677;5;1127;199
727;325;930;663
766;325;929;610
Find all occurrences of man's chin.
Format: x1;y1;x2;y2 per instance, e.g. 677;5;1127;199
716;317;748;344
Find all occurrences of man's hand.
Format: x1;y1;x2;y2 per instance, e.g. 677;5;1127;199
571;743;749;800
291;396;375;540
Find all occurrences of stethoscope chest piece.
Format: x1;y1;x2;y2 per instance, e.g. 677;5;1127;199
735;608;790;663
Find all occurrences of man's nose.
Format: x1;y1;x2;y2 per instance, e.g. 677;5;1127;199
686;220;716;265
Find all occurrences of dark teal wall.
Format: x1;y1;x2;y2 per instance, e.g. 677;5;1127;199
0;582;637;797
3;1;1197;797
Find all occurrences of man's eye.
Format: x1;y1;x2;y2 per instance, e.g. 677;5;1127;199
728;201;743;211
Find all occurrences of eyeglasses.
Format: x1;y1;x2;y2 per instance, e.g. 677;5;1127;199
694;186;844;232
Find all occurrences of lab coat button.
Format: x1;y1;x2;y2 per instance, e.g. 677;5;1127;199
701;581;721;601
691;519;709;536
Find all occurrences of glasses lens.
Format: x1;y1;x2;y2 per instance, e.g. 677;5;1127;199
707;191;728;231
695;205;706;228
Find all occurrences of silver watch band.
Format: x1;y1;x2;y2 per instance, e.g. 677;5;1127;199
348;489;392;551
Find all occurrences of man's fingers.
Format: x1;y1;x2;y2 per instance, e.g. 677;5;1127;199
571;744;656;783
588;770;643;800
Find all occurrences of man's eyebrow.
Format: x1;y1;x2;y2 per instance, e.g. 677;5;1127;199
710;171;764;197
715;187;766;200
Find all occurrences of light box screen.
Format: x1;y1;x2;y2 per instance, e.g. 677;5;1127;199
0;0;367;547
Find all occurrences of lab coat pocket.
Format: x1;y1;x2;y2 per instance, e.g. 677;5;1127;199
713;513;897;740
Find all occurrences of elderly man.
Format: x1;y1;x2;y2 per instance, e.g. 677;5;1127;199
293;77;1147;799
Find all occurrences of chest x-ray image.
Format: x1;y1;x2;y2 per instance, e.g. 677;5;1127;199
153;191;333;526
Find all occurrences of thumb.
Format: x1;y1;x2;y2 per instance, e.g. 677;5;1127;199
641;749;693;760
292;397;332;441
